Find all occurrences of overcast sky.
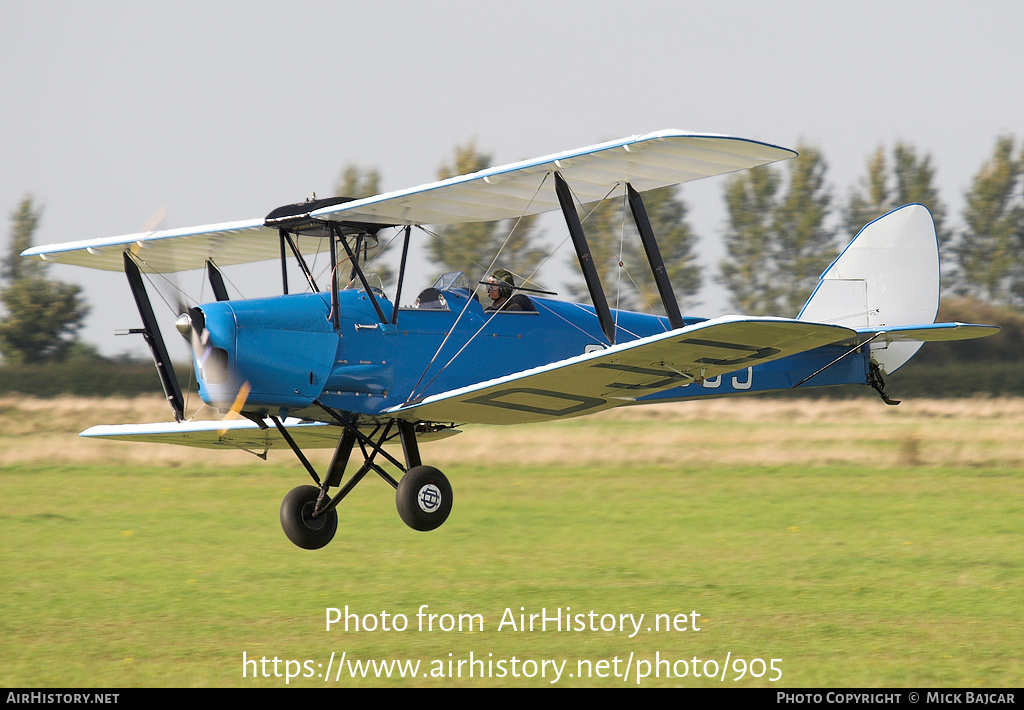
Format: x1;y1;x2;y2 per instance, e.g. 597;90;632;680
2;1;1021;359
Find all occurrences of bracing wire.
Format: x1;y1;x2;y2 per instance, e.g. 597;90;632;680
517;181;621;293
405;173;551;402
406;175;656;402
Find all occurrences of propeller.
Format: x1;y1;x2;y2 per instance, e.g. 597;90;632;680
175;306;251;425
217;381;253;435
175;306;226;383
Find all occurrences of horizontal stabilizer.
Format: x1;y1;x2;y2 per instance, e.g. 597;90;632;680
389;316;855;425
857;322;1000;344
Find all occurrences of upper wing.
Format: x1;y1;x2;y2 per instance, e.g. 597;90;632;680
310;130;796;225
23;130;795;272
388;316;855;425
21;218;286;272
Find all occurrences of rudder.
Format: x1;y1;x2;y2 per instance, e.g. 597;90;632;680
797;204;939;373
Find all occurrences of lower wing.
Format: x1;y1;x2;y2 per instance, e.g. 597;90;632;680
80;417;459;451
389;316;856;425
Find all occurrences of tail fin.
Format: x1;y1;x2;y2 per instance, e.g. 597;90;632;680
798;204;938;373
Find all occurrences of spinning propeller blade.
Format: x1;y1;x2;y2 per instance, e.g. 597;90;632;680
174;306;253;425
218;381;252;435
175;306;229;384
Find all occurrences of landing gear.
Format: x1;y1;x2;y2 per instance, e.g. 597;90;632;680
274;407;455;549
280;485;338;550
868;361;901;405
396;466;452;531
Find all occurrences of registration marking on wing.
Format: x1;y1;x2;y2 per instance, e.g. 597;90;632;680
389;316;855;425
463;388;607;417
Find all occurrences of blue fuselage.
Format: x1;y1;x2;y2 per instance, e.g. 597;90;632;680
193;285;869;422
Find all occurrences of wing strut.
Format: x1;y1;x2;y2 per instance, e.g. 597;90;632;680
391;226;412;325
555;172;616;345
278;230;289;294
331;223;388;325
122;253;185;422
627;183;684;329
279;229;319;294
205;260;230;301
328;226;340;330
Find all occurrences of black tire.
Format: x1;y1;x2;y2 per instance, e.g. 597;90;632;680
396;465;452;531
280;485;338;550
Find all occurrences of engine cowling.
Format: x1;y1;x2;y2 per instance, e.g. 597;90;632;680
193;295;338;411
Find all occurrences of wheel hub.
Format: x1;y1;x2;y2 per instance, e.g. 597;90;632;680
301;501;328;530
417;484;442;513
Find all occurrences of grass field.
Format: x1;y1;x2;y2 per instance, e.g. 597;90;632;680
1;396;1022;687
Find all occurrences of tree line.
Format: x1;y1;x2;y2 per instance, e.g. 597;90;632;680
2;134;1023;366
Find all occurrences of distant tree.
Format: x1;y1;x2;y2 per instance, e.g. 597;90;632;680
954;135;1024;305
718;163;781;316
842;147;889;239
566;186;701;313
334;164;380;199
0;196;90;363
770;145;835;316
719;144;837;316
427;142;545;284
2;196;44;282
891;144;950;249
842;143;953;272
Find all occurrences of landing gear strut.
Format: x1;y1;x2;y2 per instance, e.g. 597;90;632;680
868;361;901;406
274;405;453;549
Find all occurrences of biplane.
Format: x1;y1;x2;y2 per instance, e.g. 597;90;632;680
24;130;998;549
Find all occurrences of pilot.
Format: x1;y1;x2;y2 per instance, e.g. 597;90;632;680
484;269;535;312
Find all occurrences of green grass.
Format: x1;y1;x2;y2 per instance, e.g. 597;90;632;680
2;450;1022;686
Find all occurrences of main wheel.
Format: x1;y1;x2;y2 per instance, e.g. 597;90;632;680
280;485;338;550
396;465;452;531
